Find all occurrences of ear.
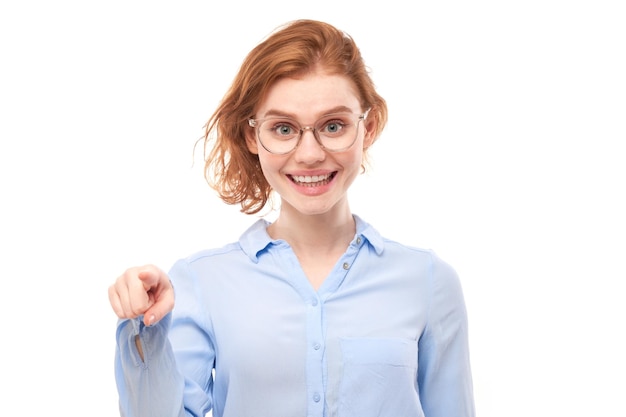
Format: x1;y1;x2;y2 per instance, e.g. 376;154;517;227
362;115;378;149
245;126;259;154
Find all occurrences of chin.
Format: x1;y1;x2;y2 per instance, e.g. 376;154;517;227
290;198;342;217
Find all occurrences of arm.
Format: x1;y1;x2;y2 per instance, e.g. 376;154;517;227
110;266;186;417
115;314;187;417
109;263;215;417
417;253;475;417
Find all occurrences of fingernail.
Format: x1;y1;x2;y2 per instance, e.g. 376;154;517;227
147;314;156;326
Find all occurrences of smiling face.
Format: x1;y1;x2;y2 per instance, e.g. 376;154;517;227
246;69;376;219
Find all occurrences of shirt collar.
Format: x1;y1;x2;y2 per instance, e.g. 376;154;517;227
239;214;385;263
354;214;385;255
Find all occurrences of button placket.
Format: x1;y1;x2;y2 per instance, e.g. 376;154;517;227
306;295;325;415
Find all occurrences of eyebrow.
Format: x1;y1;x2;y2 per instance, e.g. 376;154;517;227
260;105;356;119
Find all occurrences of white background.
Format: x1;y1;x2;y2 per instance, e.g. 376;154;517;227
1;1;625;416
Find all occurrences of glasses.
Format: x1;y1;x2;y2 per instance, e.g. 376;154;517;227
248;109;370;155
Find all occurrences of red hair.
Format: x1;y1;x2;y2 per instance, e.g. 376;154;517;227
203;19;388;214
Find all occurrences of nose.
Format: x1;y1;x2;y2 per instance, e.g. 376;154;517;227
293;128;325;164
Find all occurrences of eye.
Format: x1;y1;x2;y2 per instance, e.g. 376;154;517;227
319;118;348;136
267;120;298;138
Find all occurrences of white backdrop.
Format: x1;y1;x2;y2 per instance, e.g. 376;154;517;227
1;1;625;416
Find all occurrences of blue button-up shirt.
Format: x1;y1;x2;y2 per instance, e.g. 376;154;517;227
114;216;474;417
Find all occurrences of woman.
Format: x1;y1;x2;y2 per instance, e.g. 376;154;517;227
109;19;475;417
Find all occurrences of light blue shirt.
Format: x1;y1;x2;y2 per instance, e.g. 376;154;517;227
115;216;474;417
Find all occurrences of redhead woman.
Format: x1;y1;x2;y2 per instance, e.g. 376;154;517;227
109;19;475;417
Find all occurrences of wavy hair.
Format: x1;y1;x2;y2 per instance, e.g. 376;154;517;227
202;19;388;214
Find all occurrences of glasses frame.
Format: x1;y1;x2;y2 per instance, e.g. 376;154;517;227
248;109;370;155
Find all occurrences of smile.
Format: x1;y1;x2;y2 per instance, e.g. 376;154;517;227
289;172;336;186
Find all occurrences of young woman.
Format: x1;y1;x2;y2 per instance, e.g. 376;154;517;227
109;19;475;417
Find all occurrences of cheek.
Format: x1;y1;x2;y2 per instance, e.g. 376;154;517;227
257;152;283;179
350;143;365;165
337;148;365;176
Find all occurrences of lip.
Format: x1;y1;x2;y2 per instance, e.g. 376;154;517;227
288;169;335;177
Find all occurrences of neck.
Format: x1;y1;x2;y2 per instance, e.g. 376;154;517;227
268;200;356;290
268;204;356;254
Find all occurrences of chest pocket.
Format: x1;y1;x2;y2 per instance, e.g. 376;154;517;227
338;337;423;417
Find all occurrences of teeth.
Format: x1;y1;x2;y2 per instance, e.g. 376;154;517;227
292;174;331;183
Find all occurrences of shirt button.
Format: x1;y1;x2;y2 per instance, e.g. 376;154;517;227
313;393;321;402
313;343;321;350
342;262;350;270
356;237;362;244
311;299;318;307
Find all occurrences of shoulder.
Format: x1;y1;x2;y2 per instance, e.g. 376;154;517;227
368;228;443;267
381;238;458;280
359;216;459;281
357;216;458;281
184;242;244;265
172;218;271;269
380;237;434;257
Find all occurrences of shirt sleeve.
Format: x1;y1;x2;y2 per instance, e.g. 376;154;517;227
114;314;187;417
417;252;475;417
167;259;216;416
114;259;215;417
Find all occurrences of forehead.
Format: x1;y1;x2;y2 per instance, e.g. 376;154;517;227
257;72;362;119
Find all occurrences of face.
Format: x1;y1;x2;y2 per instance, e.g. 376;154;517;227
246;70;376;218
